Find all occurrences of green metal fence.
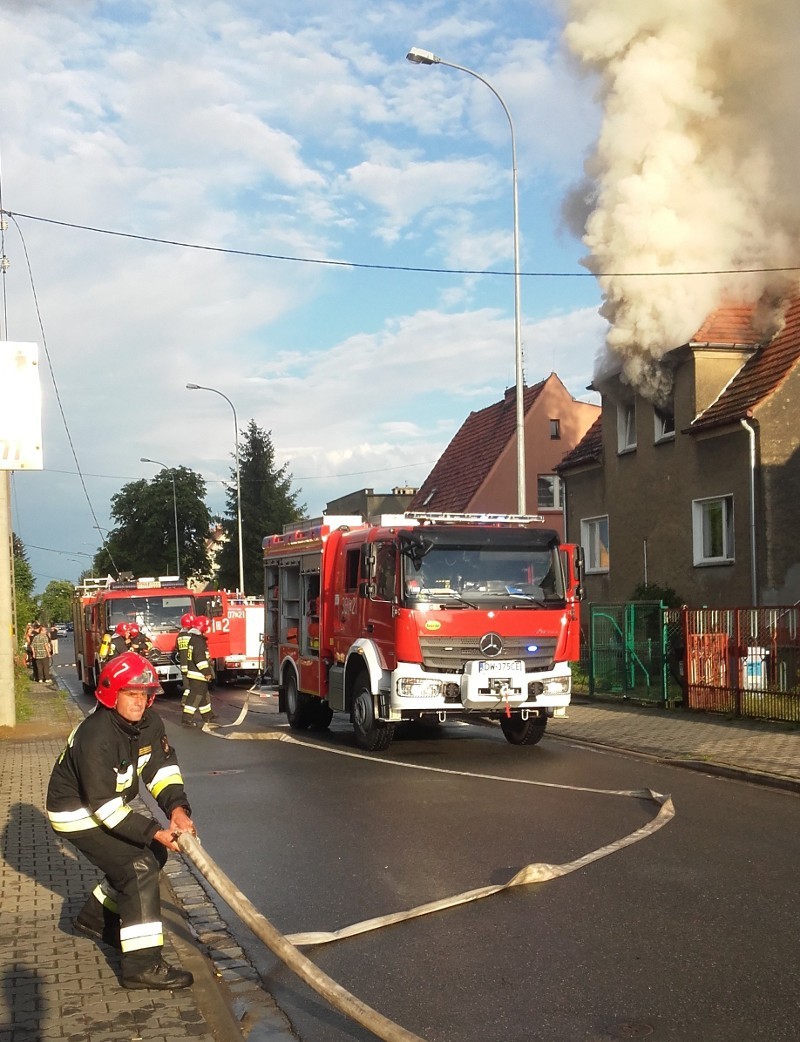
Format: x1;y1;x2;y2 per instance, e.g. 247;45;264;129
586;601;671;705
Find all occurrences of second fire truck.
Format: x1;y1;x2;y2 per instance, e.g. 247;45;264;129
72;576;194;695
263;512;584;751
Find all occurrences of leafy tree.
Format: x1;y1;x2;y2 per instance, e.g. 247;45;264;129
215;420;304;594
13;534;37;643
39;579;75;624
94;466;212;580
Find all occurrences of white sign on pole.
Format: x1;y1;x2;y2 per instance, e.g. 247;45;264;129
0;341;43;470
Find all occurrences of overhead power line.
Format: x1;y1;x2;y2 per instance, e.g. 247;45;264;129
4;208;800;279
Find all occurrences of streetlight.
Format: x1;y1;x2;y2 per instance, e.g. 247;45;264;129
185;383;245;593
406;46;526;513
140;458;181;576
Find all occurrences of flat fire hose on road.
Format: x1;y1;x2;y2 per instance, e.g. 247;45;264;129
177;832;428;1042
178;727;675;1041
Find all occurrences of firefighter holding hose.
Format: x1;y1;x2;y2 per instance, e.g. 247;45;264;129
46;652;197;990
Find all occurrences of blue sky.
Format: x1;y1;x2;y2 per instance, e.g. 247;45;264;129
3;0;612;590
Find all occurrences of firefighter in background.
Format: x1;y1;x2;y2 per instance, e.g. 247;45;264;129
46;652;196;990
181;615;214;727
175;612;195;710
101;622;139;662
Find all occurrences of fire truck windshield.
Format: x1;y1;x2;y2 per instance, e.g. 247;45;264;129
401;543;565;609
106;595;193;634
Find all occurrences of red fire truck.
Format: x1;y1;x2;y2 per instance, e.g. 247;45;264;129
193;590;266;683
72;576;194;695
263;512;584;751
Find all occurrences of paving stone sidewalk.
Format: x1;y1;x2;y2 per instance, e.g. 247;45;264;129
557;695;800;789
0;684;294;1042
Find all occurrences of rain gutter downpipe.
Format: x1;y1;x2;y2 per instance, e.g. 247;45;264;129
740;418;758;605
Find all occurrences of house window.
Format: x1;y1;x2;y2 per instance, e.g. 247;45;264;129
537;474;563;510
550;419;560;439
581;515;610;573
692;496;734;565
617;400;636;452
654;403;675;442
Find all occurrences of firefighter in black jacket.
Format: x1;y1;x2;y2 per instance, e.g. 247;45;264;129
175;611;194;710
46;652;197;990
181;614;214;727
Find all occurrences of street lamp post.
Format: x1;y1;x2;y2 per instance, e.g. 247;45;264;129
185;383;245;594
140;458;181;576
406;46;526;513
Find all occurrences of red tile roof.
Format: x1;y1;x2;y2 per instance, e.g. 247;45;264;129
691;304;764;346
556;415;603;470
407;380;549;512
690;296;800;432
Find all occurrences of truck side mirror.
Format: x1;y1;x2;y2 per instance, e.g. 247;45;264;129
359;580;376;599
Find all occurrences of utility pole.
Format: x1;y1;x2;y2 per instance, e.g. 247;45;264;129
0;471;14;727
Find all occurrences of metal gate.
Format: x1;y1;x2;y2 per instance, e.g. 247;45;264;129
588;602;668;704
684;606;800;722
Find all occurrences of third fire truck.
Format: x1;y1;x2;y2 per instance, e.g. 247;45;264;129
194;589;266;683
263;512;584;751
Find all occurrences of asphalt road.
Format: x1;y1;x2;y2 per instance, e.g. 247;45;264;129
62;662;800;1042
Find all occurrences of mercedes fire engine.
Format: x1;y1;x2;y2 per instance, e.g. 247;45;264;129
72;576;194;694
194;589;266;683
263;512;584;751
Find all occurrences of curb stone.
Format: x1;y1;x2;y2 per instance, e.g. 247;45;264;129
163;853;298;1041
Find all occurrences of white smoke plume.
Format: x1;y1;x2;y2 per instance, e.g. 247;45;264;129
562;0;800;402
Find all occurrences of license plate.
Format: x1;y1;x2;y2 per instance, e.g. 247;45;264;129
478;659;524;673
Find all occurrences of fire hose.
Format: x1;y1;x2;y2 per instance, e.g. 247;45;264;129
176;831;428;1042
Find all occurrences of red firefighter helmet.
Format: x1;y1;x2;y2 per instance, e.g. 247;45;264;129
193;615;210;635
114;622;141;639
96;652;162;709
181;612;195;629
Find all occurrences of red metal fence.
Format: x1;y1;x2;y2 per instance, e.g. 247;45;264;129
683;606;800;722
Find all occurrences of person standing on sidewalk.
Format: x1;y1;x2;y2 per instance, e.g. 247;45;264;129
46;652;197;990
31;624;53;683
180;615;214;727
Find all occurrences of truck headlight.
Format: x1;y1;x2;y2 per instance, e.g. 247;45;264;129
397;678;443;698
544;678;570;694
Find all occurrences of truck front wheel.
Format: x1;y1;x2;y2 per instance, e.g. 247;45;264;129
352;671;394;752
285;672;312;730
500;713;547;746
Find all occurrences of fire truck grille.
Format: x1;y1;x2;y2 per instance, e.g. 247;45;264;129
418;636;557;673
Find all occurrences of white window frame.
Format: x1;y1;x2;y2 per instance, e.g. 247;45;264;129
537;474;563;511
617;400;637;453
654;404;675;442
581;515;610;574
692;496;734;565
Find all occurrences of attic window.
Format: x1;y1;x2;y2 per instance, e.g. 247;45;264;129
422;489;436;506
549;419;560;439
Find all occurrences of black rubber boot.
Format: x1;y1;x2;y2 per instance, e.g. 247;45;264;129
73;914;121;949
73;894;121;949
181;714;193;726
122;957;194;990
